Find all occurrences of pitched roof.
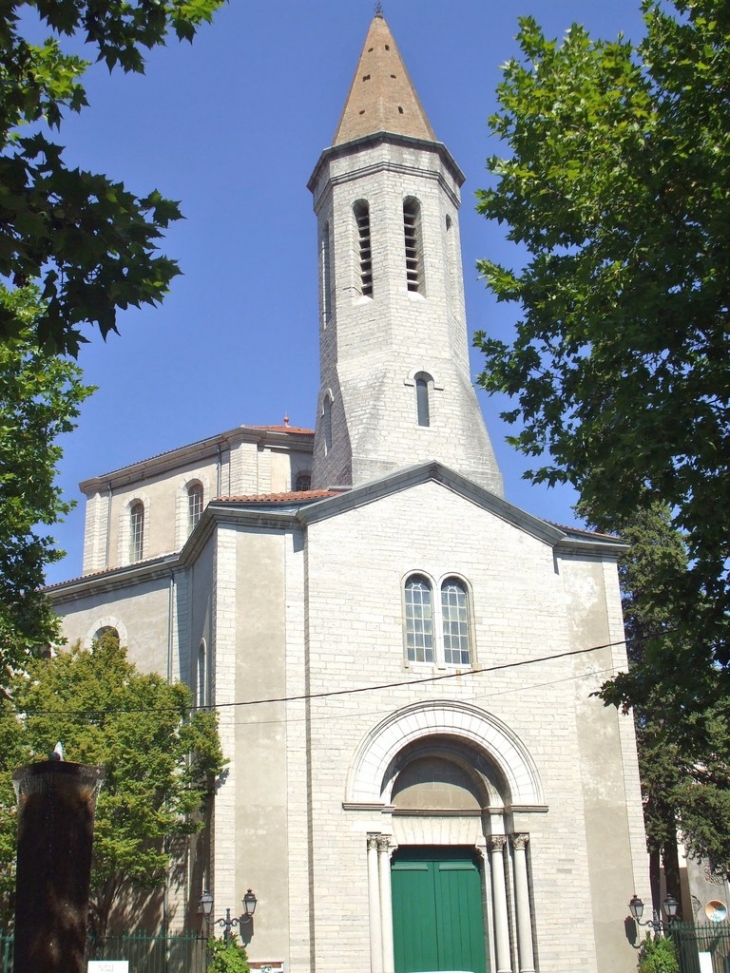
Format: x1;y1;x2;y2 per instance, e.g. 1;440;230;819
333;12;436;146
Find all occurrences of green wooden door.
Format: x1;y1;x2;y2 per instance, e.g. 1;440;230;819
392;848;488;973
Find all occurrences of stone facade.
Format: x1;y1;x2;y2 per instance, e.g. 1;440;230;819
48;13;649;973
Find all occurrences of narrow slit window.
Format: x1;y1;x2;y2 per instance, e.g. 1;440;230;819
415;373;431;427
321;222;332;325
198;641;207;709
403;198;423;293
130;502;144;563
323;395;333;455
405;576;434;663
354;202;373;297
441;579;470;665
188;482;203;534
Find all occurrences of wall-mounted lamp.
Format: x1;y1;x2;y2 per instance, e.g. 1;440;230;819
629;893;678;936
199;889;258;943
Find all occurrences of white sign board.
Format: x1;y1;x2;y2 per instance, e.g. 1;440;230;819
88;962;129;973
698;952;713;973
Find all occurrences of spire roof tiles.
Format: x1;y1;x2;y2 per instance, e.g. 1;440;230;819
333;13;436;146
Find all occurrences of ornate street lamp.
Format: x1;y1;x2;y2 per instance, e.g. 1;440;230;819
199;889;258;944
629;893;679;936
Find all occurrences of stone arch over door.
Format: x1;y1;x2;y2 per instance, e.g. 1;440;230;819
347;701;543;973
345;699;544;808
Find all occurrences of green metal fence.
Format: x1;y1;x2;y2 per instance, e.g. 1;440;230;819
672;920;730;973
0;931;209;973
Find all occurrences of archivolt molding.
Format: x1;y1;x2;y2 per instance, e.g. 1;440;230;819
345;699;544;807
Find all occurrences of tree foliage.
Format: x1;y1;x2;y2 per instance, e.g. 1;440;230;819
638;933;679;973
0;0;224;354
0;285;93;677
582;500;730;881
0;635;225;934
476;0;730;711
206;936;250;973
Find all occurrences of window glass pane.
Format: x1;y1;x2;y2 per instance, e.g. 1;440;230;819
405;577;434;663
416;376;430;427
188;484;203;533
130;503;144;563
441;580;470;665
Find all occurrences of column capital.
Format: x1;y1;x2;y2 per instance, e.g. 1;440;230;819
511;833;529;852
367;833;380;852
488;834;508;854
376;834;391;853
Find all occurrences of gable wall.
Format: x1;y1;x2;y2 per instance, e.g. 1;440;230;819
295;481;645;973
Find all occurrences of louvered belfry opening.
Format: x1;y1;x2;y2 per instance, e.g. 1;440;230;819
403;198;422;293
355;201;373;296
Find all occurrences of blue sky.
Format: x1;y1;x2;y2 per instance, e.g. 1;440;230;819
44;0;648;585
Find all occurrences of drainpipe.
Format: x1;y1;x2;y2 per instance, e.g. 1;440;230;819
216;443;222;498
104;482;113;569
167;569;175;684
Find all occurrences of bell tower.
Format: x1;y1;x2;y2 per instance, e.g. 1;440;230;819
309;12;503;496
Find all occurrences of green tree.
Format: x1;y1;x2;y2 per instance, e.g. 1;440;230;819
475;0;730;713
0;635;225;934
582;500;730;889
0;0;224;354
0;285;93;677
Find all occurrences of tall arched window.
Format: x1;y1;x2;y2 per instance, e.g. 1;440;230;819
354;201;373;297
415;372;431;427
441;578;470;665
321;222;332;325
197;640;207;709
323;395;333;455
405;575;434;663
403;198;424;294
130;501;145;563
188;482;204;534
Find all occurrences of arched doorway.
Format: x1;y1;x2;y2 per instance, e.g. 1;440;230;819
347;702;543;973
389;746;493;973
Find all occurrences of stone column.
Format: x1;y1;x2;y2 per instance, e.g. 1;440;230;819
367;835;383;973
12;761;103;973
377;835;395;973
489;835;512;973
511;834;535;973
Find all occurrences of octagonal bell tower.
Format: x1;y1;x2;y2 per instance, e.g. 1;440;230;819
309;12;503;496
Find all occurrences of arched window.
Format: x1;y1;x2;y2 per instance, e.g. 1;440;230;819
130;501;145;563
188;482;204;534
323;395;333;455
354;201;373;297
405;575;434;663
441;578;470;665
93;626;120;648
321;222;332;325
403;198;424;294
197;640;207;709
415;372;431;427
295;472;312;491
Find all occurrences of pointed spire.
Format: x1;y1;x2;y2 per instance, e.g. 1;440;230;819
333;14;436;146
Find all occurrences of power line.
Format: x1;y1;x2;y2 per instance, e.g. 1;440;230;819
20;636;626;721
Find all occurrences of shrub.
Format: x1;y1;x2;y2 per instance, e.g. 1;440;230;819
638;934;679;973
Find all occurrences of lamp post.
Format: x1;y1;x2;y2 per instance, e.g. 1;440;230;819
199;889;258;944
629;893;679;937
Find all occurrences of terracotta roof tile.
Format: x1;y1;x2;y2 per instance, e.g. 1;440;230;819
216;490;336;503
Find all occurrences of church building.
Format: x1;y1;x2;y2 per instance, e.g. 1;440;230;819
49;13;650;973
